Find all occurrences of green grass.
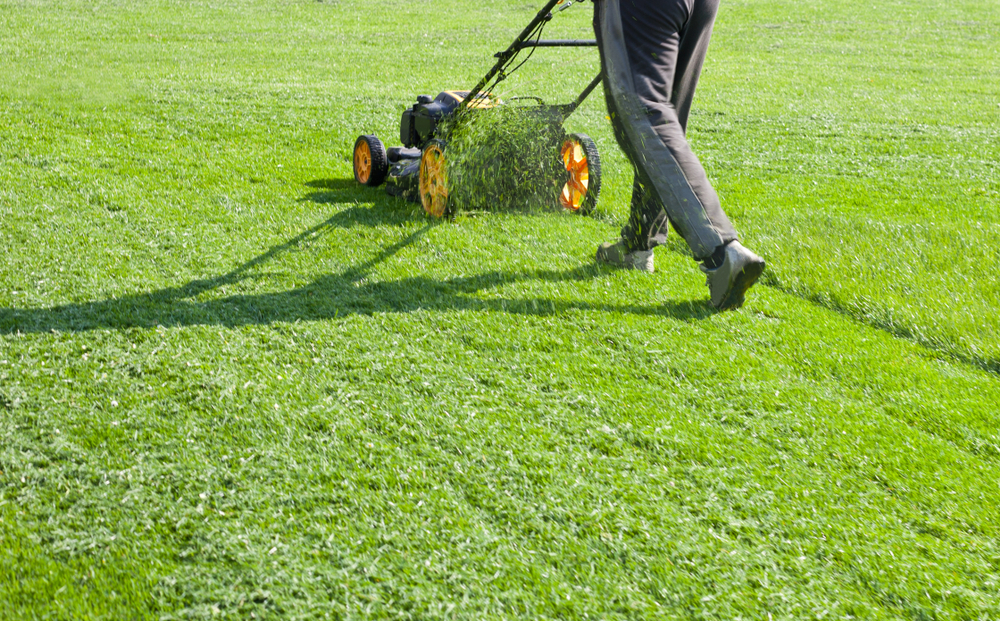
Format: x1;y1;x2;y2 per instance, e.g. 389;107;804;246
1;0;999;619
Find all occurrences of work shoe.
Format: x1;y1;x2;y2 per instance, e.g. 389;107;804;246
595;239;654;273
700;241;766;310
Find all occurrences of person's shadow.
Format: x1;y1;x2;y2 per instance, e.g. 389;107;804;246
0;181;714;335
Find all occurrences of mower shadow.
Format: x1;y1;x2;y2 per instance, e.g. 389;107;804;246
0;203;714;336
305;179;360;190
305;177;598;221
300;177;423;222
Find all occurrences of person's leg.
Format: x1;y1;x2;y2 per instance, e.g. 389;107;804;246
621;176;670;249
673;0;719;134
594;0;737;260
594;0;765;309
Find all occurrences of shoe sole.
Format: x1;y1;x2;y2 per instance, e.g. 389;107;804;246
718;259;765;310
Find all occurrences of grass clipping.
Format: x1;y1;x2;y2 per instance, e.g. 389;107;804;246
442;106;566;213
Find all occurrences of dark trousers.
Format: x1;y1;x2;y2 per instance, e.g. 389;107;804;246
594;0;738;260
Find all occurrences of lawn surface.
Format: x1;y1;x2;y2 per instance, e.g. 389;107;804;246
1;0;999;619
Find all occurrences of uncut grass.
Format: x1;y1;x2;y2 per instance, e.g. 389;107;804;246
2;0;1000;618
697;0;1000;370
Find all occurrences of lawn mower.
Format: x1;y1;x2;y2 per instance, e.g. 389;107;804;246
352;0;603;217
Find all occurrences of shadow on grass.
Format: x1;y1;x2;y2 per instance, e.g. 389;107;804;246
303;177;606;221
305;179;360;190
0;188;715;335
300;178;426;225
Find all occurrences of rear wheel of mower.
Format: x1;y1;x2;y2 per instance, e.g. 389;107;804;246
419;140;450;218
353;135;388;186
559;133;601;216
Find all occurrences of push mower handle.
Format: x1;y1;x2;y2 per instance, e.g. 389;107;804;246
460;0;566;111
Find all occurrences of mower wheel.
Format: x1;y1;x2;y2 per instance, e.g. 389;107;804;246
419;139;450;218
353;135;389;187
559;133;601;216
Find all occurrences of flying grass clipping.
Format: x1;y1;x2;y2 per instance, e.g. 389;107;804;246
442;105;566;213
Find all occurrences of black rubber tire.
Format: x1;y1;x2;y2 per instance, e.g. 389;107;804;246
559;132;601;216
353;134;389;187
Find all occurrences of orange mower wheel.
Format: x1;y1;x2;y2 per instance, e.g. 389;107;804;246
353;135;388;187
419;140;450;218
559;133;601;216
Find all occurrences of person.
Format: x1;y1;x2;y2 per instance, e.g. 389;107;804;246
592;0;765;310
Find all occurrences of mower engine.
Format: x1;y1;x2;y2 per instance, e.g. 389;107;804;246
353;89;503;206
400;91;482;150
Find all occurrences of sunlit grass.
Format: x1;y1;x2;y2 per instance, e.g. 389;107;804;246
1;0;999;619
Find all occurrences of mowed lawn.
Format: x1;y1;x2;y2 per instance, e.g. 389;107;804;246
1;0;999;619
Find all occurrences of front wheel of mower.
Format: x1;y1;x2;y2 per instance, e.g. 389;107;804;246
559;133;601;216
353;134;388;187
419;139;450;218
